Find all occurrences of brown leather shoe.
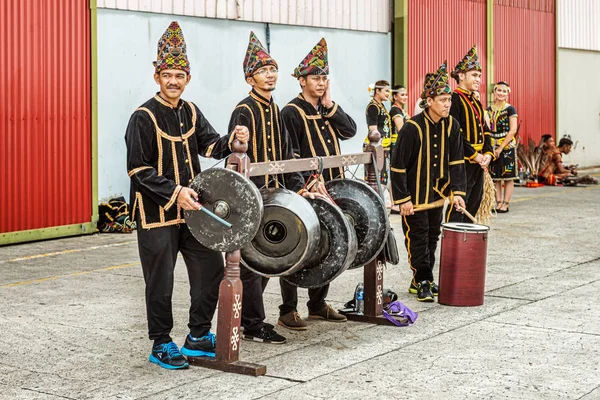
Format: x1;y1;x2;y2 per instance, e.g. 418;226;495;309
308;304;347;322
278;311;308;331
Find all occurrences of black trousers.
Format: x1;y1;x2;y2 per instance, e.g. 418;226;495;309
401;206;444;285
448;161;484;223
137;223;224;345
279;280;329;316
240;266;269;332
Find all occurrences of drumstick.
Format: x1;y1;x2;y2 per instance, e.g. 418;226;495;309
193;199;233;228
200;206;233;228
456;206;478;223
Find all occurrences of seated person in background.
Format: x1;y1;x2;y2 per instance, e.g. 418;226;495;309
539;136;572;185
557;137;577;175
556;137;598;185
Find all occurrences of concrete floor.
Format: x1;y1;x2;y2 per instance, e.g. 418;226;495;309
1;181;599;400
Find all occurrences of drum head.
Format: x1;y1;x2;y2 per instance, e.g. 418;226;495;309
282;197;358;289
184;168;263;252
442;222;490;233
325;179;389;268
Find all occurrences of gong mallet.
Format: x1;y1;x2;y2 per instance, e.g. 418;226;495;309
456;206;478;224
193;200;233;229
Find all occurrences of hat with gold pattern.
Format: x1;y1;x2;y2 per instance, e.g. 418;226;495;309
243;31;278;78
153;21;190;74
292;38;329;78
420;61;452;108
451;44;482;79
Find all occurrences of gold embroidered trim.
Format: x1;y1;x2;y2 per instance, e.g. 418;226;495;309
164;185;181;211
324;103;338;118
453;191;466;196
205;143;216;158
394;196;412;204
227;130;236;151
235;104;258;163
136;191;186;229
154;94;174;108
184;140;195;179
449;160;464;166
274;104;283;165
137;105;197;142
128;166;153;177
288;103;318;158
407;120;423;205
250;91;270;107
390;167;406;173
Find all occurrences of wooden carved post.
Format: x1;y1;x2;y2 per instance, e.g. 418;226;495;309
363;130;386;318
215;249;243;362
189;140;266;375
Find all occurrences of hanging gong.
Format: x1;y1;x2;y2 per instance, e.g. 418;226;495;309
241;188;321;277
282;197;358;289
184;168;263;252
325;179;389;268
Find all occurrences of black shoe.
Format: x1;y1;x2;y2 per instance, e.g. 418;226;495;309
242;324;287;344
409;281;418;294
430;281;439;297
181;332;216;358
417;281;434;302
149;341;189;370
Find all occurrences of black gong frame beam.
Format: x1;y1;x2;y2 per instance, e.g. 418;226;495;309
188;131;405;377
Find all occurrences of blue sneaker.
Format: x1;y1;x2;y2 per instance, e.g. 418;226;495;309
149;341;189;370
180;332;216;358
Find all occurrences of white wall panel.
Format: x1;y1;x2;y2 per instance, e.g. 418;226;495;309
96;9;391;200
558;0;600;52
557;49;600;168
96;0;391;32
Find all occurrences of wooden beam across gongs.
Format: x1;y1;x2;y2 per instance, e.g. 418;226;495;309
246;152;373;177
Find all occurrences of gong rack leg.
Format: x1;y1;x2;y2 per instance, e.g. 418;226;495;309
339;134;408;326
187;251;266;376
188;147;266;376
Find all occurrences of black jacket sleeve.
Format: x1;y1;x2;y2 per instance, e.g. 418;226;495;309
323;102;357;140
125;110;179;208
390;122;418;204
191;103;233;159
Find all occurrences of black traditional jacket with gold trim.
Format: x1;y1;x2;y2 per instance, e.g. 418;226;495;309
125;94;233;229
390;110;466;207
282;94;357;183
450;87;494;162
227;90;304;191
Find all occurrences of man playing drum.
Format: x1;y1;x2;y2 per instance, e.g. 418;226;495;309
390;61;466;302
278;38;357;330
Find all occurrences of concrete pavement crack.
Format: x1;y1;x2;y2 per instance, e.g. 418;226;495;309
251;300;532;396
576;384;600;399
264;374;306;383
486;255;600;296
20;387;78;400
486;320;600;337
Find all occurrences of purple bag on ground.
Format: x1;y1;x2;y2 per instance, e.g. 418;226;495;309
382;301;418;327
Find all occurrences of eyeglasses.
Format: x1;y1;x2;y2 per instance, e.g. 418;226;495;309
254;67;279;76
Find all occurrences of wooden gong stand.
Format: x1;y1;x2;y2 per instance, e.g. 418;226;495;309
188;131;405;376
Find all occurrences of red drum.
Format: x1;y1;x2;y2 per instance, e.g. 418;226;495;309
438;222;490;306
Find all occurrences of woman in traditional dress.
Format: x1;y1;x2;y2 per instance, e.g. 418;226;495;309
488;81;518;213
364;80;392;198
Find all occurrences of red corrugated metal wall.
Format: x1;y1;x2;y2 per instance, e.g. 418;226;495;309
407;0;488;113
494;0;555;144
0;0;91;233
